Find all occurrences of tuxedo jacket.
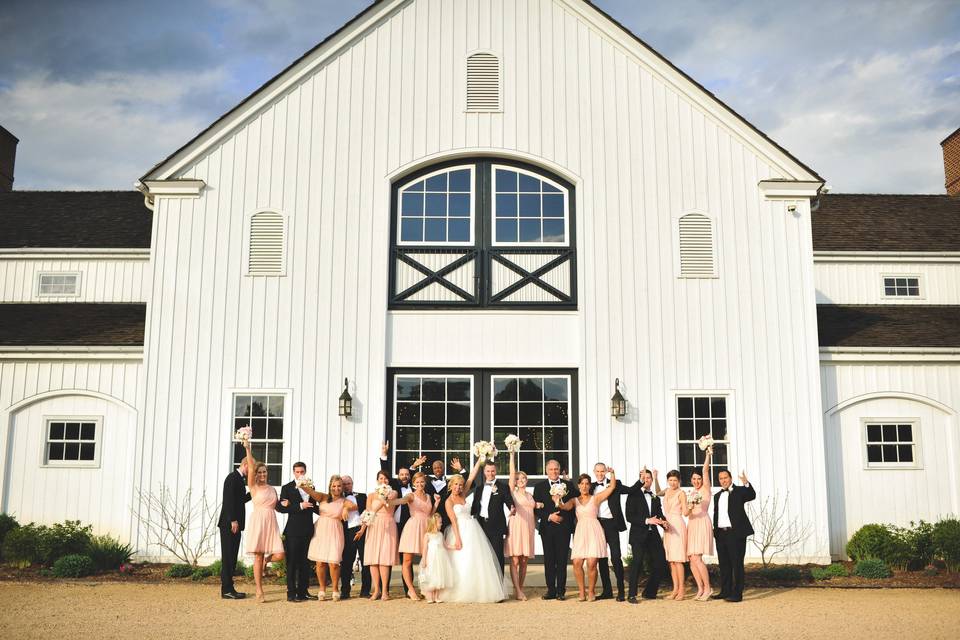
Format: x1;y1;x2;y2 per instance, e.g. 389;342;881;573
712;483;757;538
217;469;251;530
590;480;627;532
470;479;515;535
423;471;466;530
276;480;318;537
533;479;577;534
624;480;665;542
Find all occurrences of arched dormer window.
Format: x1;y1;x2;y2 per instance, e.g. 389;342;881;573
247;211;287;276
677;212;717;278
389;159;576;309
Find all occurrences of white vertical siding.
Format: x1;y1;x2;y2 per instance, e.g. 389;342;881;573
0;258;150;302
814;260;960;304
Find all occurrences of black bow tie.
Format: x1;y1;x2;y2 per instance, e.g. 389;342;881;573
345;492;354;496
721;488;730;493
551;480;562;485
486;482;495;487
643;490;653;495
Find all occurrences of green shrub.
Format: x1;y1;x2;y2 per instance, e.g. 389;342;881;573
38;521;92;565
846;524;895;563
854;558;892;579
270;556;286;579
2;524;45;567
899;520;935;570
932;518;960;571
165;563;194;578
810;563;848;580
757;566;803;582
51;554;94;578
86;535;134;572
191;566;213;581
0;513;19;557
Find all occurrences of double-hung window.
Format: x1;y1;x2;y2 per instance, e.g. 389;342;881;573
676;395;729;485
232;394;285;486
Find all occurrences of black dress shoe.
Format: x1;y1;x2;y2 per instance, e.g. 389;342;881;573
710;593;729;600
358;592;371;598
642;595;658;600
221;592;246;600
556;593;567;601
301;593;318;601
616;594;626;602
725;596;742;602
626;596;639;604
339;593;351;600
286;596;303;602
596;592;613;600
541;592;556;600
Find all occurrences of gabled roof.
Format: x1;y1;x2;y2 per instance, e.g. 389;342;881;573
817;305;960;348
141;0;821;184
0;191;152;249
812;194;960;252
0;303;146;347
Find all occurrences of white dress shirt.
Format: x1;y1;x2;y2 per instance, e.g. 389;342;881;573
717;488;732;528
345;494;361;528
395;484;412;523
297;486;309;508
594;481;613;519
430;476;447;493
480;483;494;518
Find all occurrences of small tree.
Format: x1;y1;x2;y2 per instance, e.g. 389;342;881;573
132;485;220;566
747;492;813;567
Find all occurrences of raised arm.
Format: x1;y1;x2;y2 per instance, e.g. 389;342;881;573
702;448;713;491
303;486;328;503
385;492;414;507
244;441;256;490
508;450;517;492
653;469;665;497
739;471;756;502
594;469;618;503
464;457;483;493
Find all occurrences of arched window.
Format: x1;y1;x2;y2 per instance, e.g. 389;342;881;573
677;212;716;278
247;211;286;276
390;159;575;308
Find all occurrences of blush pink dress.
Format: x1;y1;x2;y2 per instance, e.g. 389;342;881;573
307;498;346;564
570;498;607;559
398;493;432;554
244;485;284;556
685;489;714;556
662;491;687;562
363;490;400;566
505;488;536;558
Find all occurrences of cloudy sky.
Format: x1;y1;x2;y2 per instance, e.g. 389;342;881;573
1;0;957;192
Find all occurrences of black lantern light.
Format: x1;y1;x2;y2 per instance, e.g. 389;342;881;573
611;378;627;419
338;378;352;417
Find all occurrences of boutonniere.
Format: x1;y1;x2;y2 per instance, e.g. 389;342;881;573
490;484;499;495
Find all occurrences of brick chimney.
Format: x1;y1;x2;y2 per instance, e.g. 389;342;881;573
0;125;17;192
943;126;960;197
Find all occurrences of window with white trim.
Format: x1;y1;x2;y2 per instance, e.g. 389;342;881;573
398;166;474;245
491;375;572;477
232;394;285;485
37;273;81;297
44;418;100;466
393;375;473;473
492;166;568;245
677;396;729;485
248;211;286;276
865;422;916;467
882;276;920;297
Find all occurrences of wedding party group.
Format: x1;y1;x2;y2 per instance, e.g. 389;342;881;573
218;434;756;605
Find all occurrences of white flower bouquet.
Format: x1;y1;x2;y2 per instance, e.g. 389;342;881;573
233;425;252;445
375;484;391;500
472;440;498;461
295;476;314;491
549;483;568;501
698;435;715;451
687;490;703;505
359;510;375;526
503;434;523;453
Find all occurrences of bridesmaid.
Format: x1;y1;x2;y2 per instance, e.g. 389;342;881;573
241;441;285;603
359;470;399;601
562;470;618;601
390;471;440;601
685;447;715;601
505;449;542;601
661;469;688;600
304;475;357;601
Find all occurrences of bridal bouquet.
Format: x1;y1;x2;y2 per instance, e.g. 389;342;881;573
375;484;391;500
503;434;523;453
698;435;715;451
359;510;375;526
549;483;568;501
295;476;315;491
233;425;252;445
687;490;703;505
472;440;498;461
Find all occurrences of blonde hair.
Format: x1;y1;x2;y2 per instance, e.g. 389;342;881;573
254;462;268;482
327;474;343;502
412;471;427;487
447;474;465;491
426;513;442;534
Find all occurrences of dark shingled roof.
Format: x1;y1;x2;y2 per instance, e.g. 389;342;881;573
0;303;146;346
817;305;960;348
0;191;151;249
812;194;960;252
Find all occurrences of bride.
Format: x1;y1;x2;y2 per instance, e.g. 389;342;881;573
441;460;506;603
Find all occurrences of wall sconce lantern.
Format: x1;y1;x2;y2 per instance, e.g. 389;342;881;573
338;378;353;417
610;378;627;419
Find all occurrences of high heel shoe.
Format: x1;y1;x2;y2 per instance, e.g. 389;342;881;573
331;592;341;602
317;591;326;601
407;590;420;601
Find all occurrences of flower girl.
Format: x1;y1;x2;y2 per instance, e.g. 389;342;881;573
418;514;454;603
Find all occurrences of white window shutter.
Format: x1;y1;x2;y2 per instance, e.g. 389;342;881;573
678;213;715;278
466;52;500;112
248;211;286;276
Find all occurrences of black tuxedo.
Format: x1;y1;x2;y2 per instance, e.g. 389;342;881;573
423;471;466;530
379;457;414;531
713;483;757;600
533;478;576;596
217;469;251;595
624;480;667;599
341;492;371;597
470;479;514;570
591;480;626;597
276;481;318;598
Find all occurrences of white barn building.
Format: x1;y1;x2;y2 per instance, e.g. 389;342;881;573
1;0;958;563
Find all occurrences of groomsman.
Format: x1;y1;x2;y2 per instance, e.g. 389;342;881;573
624;468;668;603
378;441;418;533
592;462;626;601
340;475;371;599
424;458;466;530
217;458;251;599
276;462;318;602
712;469;756;603
470;459;514;571
533;459;576;600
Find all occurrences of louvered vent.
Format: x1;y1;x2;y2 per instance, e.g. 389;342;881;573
248;211;285;276
678;213;715;277
466;52;500;112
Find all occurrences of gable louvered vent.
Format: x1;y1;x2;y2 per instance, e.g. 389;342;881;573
248;211;286;276
678;213;716;278
466;52;501;112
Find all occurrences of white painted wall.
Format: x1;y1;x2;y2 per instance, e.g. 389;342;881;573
815;260;960;305
0;257;150;303
821;361;960;557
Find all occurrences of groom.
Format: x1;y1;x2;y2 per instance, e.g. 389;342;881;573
712;469;756;602
470;460;514;571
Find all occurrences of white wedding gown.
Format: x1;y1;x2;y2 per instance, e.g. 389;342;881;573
440;502;506;603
